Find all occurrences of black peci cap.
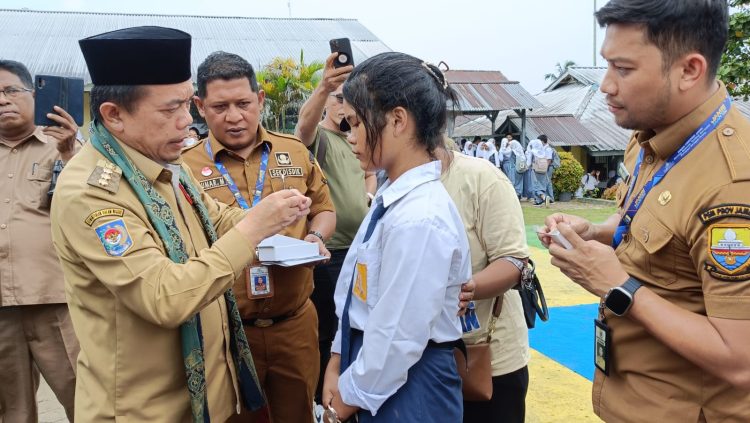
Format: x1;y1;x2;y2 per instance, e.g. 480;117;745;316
79;26;192;85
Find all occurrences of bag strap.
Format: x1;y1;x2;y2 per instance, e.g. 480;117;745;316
485;295;503;343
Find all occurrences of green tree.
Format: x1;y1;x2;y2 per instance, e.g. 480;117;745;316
719;0;750;99
544;60;577;82
257;51;323;132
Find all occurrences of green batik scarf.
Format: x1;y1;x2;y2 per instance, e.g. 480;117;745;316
89;121;265;422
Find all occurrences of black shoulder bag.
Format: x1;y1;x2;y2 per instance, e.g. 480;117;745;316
516;259;549;329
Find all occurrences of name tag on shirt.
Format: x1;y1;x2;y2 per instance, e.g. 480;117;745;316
353;262;368;301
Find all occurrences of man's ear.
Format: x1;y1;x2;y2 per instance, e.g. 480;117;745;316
677;53;709;92
98;102;125;133
193;95;206;118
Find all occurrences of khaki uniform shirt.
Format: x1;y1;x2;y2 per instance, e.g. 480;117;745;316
0;127;65;306
597;82;750;422
182;126;334;319
441;153;530;376
311;126;368;250
51;140;254;422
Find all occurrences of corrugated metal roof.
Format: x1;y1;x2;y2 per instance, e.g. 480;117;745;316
451;115;493;138
445;70;509;84
0;8;391;84
452;81;543;113
543;66;608;92
508;115;597;147
533;67;629;152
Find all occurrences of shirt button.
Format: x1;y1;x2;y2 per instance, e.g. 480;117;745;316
0;224;7;229
263;307;270;312
10;149;17;154
7;173;13;178
3;198;9;203
644;155;654;164
722;127;735;136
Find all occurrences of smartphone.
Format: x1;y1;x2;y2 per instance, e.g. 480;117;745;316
33;75;84;127
329;38;354;68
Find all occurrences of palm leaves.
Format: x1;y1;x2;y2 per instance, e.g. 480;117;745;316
544;60;577;82
257;50;324;132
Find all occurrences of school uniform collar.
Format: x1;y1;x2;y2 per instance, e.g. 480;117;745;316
379;160;442;208
635;80;729;160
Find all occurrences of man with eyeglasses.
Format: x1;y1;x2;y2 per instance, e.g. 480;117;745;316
0;60;80;422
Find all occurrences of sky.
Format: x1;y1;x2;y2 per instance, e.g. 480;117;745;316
3;0;608;94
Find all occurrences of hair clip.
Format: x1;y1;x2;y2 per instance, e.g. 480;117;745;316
421;61;449;90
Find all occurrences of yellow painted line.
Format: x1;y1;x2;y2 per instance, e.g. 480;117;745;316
527;349;602;423
529;247;599;308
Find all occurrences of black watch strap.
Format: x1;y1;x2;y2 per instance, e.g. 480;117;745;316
621;277;642;296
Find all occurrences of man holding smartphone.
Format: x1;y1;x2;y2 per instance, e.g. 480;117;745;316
0;60;80;422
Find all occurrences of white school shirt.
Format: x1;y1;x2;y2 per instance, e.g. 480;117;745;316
331;160;471;415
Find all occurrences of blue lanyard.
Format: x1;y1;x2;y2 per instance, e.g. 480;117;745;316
204;140;270;209
612;96;731;248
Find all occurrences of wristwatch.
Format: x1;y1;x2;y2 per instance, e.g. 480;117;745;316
604;277;642;316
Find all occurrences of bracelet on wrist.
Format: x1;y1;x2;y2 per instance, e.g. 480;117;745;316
308;230;324;242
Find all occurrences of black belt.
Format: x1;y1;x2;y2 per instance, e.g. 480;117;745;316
351;329;465;352
242;314;292;328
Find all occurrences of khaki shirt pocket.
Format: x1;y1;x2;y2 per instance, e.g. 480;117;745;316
630;208;676;285
355;244;381;308
25;166;52;209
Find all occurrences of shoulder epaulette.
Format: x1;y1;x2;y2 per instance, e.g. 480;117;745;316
87;159;122;194
717;110;750;182
267;129;302;143
181;137;206;153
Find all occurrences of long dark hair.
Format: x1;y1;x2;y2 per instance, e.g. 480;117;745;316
342;52;458;163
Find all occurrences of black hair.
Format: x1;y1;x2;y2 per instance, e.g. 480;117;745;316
473;136;481;142
90;85;145;123
0;60;33;89
342;52;458;161
197;51;258;98
538;134;548;142
595;0;728;78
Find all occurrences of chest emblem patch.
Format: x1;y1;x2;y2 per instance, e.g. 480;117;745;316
275;152;292;166
95;218;132;257
705;224;750;280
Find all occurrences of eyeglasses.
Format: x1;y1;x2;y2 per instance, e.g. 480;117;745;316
329;93;344;104
0;86;32;99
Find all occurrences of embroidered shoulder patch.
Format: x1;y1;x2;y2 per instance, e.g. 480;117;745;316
274;152;292;166
85;208;124;226
94;218;133;257
699;204;750;224
704;224;750;281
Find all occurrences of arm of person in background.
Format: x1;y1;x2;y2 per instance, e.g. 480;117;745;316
294;53;353;147
472;176;527;299
54;188;309;329
42;105;80;162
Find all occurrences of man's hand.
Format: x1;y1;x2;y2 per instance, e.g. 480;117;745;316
538;213;597;248
42;105;78;162
237;189;311;246
458;279;476;316
303;233;331;266
320;53;353;94
548;223;629;298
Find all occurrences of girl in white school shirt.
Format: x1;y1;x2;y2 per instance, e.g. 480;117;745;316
321;52;472;422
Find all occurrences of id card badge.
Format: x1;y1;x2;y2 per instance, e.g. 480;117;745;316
594;319;611;376
617;161;631;184
247;266;273;299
